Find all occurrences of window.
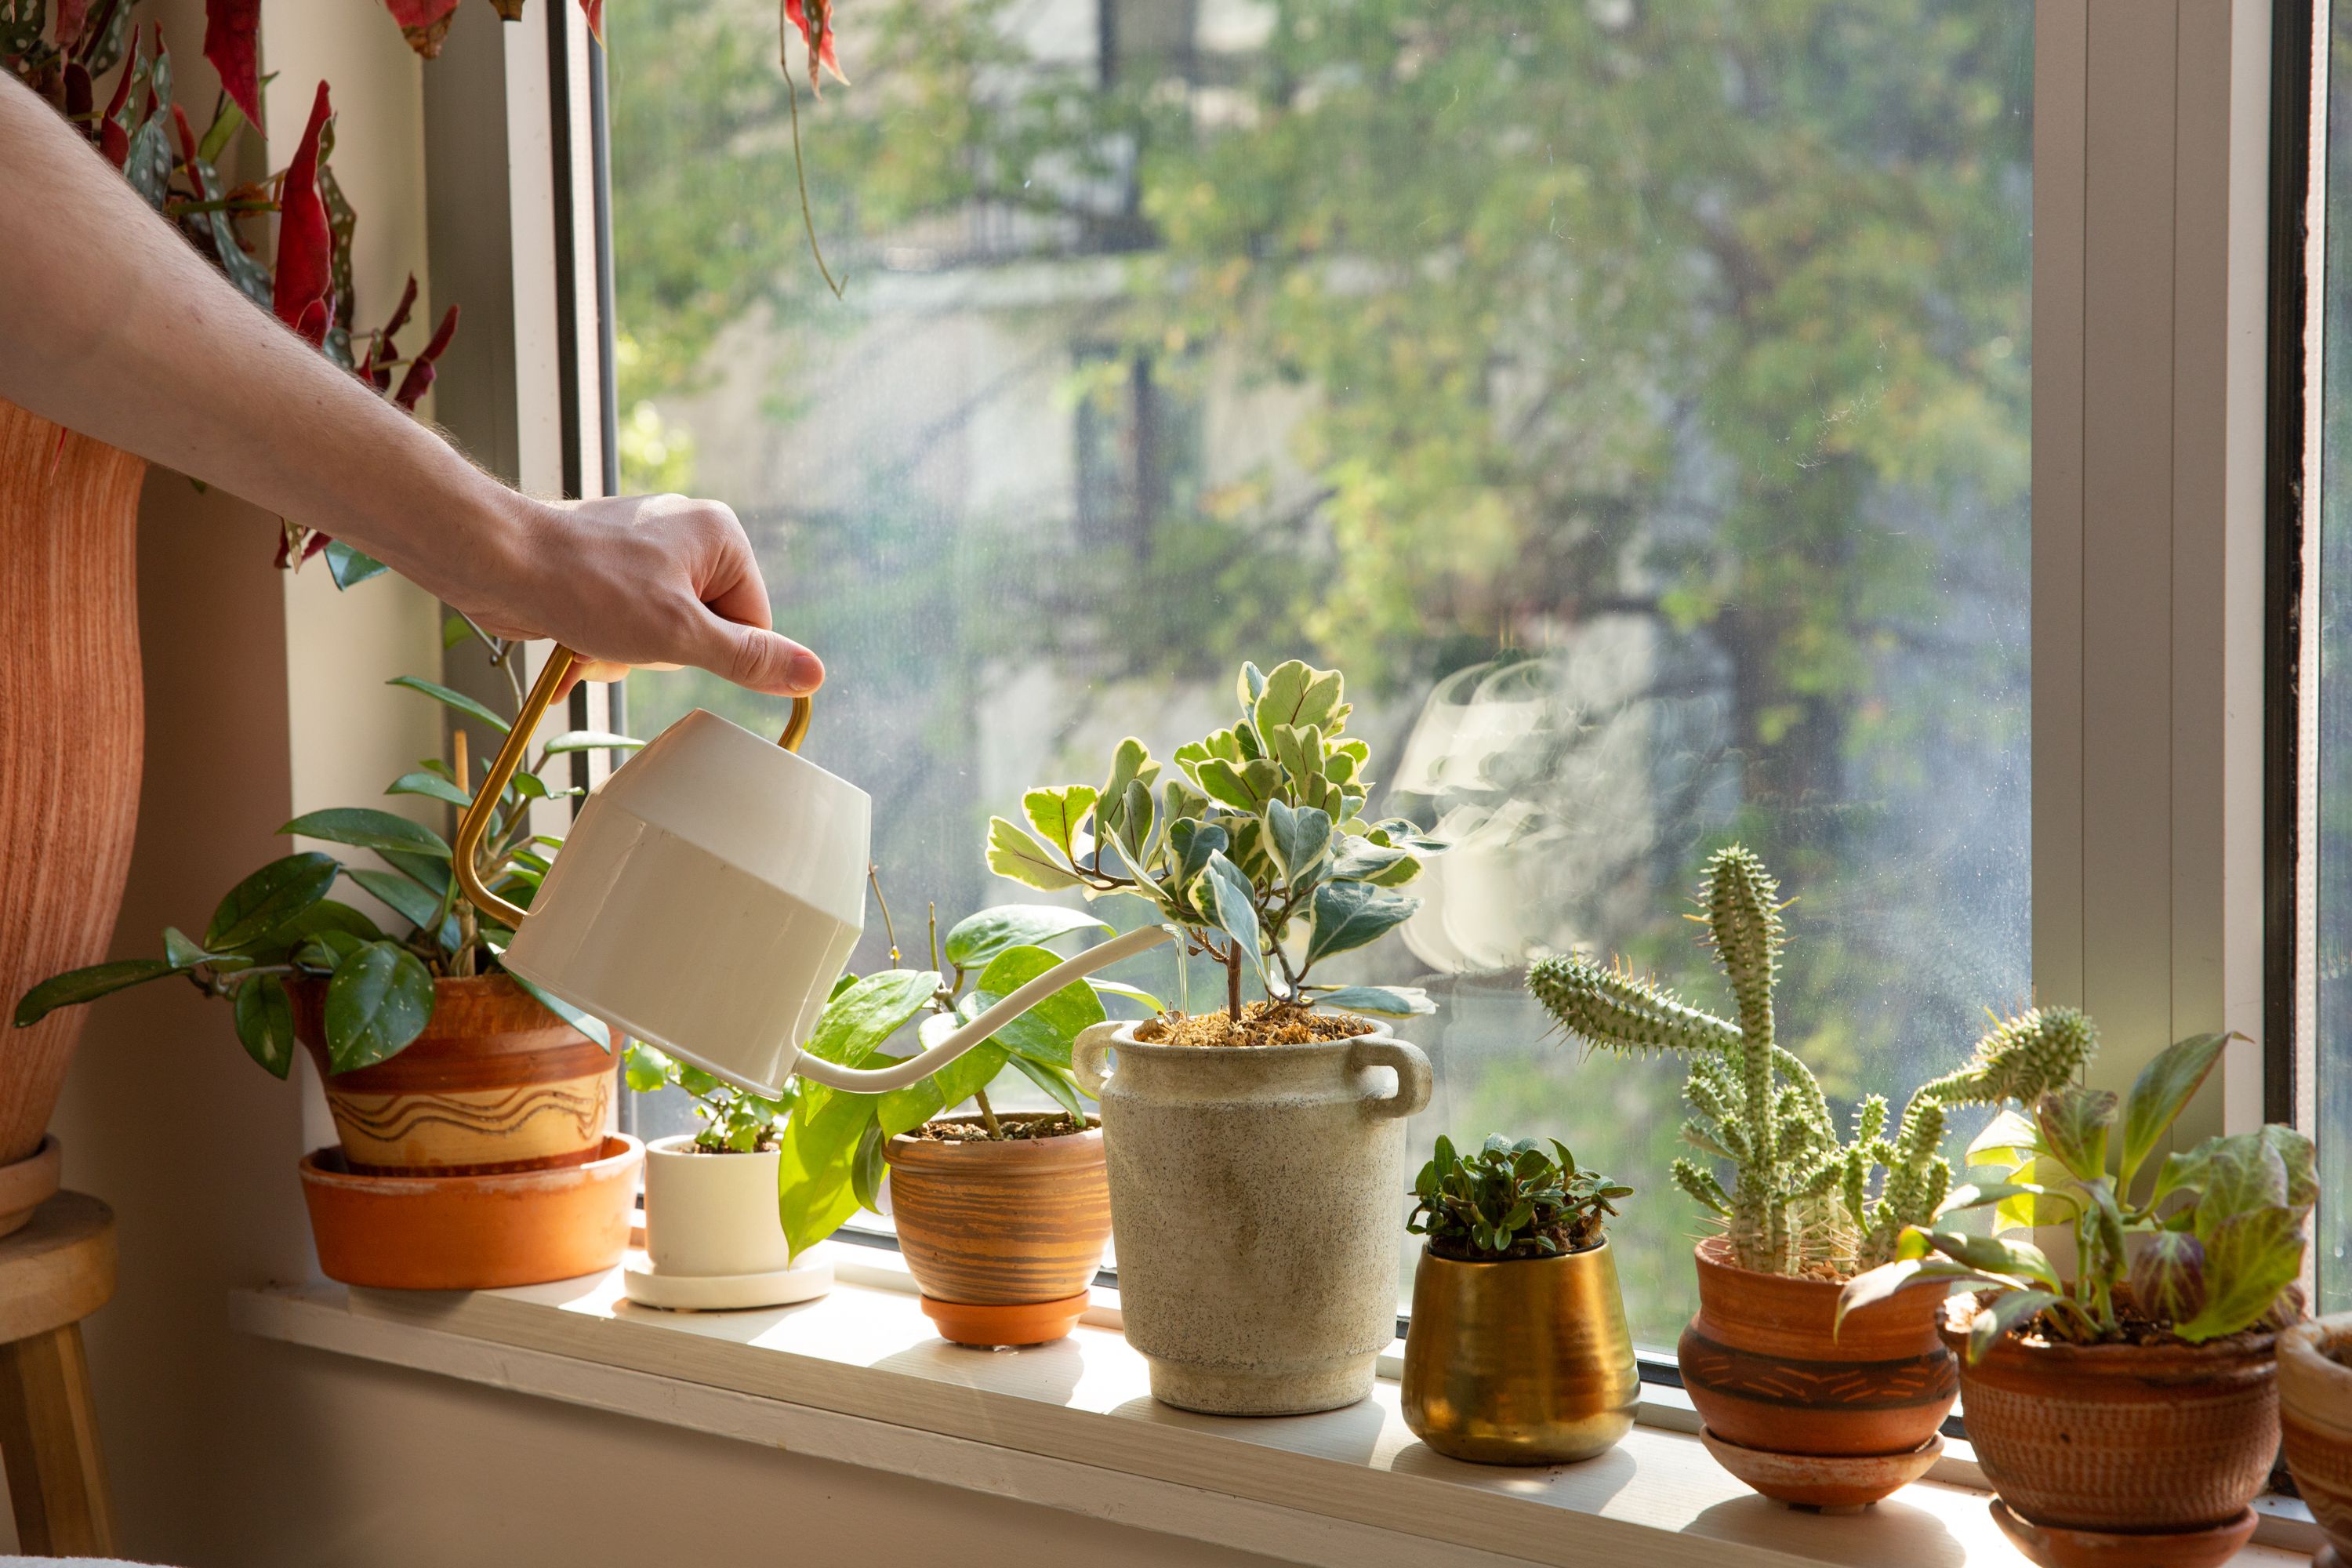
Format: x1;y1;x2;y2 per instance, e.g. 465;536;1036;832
605;0;2034;1346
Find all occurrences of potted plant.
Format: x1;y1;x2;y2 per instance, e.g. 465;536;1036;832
1399;1134;1638;1465
990;659;1440;1415
777;896;1142;1346
0;2;459;1232
2281;1313;2352;1568
1840;1031;2313;1566
619;1042;835;1309
1527;844;2094;1505
16;652;643;1287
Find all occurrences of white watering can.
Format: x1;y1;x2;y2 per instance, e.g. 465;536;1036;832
454;646;1168;1095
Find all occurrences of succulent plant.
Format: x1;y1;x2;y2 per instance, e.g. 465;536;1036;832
1409;1135;1632;1261
986;659;1442;1027
1527;844;2093;1276
1842;1030;2314;1358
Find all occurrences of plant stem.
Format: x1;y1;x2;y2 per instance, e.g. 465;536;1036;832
868;863;899;964
1227;944;1243;1025
972;1087;1003;1138
779;50;844;300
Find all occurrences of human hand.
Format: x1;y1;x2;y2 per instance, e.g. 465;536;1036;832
452;493;823;697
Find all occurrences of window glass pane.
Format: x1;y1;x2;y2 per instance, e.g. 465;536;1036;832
609;0;2033;1344
2315;1;2352;1316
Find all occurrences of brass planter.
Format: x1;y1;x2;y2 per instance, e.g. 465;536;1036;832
1400;1240;1641;1464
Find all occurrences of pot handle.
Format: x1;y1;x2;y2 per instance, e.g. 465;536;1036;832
453;644;812;928
1350;1036;1432;1120
1072;1021;1121;1099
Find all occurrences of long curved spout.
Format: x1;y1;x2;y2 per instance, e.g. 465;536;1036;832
793;925;1172;1091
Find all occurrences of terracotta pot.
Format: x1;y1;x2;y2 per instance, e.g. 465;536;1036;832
1400;1240;1641;1465
884;1115;1112;1348
1944;1306;2278;1532
0;400;146;1168
298;1133;642;1289
2277;1314;2352;1563
1678;1233;1956;1458
1072;1018;1432;1415
291;973;612;1175
0;1136;62;1240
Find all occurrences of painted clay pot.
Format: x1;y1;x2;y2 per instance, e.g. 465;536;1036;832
1072;1018;1432;1416
1679;1234;1957;1455
298;1133;642;1289
2276;1314;2352;1566
1401;1240;1640;1464
0;400;146;1182
1944;1305;2278;1533
884;1114;1112;1348
290;973;612;1175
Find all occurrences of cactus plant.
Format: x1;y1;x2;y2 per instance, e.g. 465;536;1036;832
1527;844;2094;1277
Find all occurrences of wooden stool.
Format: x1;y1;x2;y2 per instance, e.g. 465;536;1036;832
0;1191;117;1555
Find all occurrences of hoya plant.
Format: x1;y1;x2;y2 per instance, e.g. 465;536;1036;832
1838;1030;2315;1359
14;638;641;1075
775;899;1160;1254
1408;1135;1632;1262
985;659;1442;1033
1527;844;2095;1277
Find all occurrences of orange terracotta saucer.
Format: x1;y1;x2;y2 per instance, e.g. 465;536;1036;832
921;1292;1090;1348
1989;1500;2258;1568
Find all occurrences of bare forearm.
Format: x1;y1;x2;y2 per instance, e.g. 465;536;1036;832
0;73;525;602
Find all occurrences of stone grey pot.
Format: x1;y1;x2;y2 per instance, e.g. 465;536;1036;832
1072;1017;1433;1416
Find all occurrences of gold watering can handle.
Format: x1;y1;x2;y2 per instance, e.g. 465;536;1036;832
453;644;814;928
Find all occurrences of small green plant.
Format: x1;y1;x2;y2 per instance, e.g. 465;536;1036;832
775;896;1159;1254
13;633;639;1075
1526;844;2093;1277
985;659;1441;1031
624;1043;792;1153
1409;1135;1632;1261
1840;1031;2314;1359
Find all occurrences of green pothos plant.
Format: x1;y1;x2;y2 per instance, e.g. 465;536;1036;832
1528;844;2096;1278
623;1042;792;1155
1839;1030;2314;1359
773;896;1160;1255
14;630;641;1076
985;659;1443;1032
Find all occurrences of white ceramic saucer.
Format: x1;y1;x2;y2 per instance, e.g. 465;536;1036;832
621;1254;834;1311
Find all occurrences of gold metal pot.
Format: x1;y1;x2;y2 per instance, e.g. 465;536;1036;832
1400;1239;1641;1465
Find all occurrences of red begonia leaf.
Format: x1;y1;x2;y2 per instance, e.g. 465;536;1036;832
393;304;459;411
579;0;602;42
201;0;263;129
383;0;460;58
784;0;848;92
272;82;334;339
98;47;134;168
55;0;93;47
171;102;199;172
64;63;93;126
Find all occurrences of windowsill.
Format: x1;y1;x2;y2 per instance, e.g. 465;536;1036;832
230;1246;2320;1568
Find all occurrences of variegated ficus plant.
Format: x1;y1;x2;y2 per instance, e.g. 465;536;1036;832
986;660;1443;1033
5;0;459;578
1838;1030;2314;1360
1529;845;2096;1279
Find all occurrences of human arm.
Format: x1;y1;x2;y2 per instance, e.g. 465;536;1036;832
0;72;819;696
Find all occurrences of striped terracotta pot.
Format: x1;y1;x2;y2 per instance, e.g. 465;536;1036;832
885;1116;1110;1347
2280;1314;2352;1566
291;974;612;1175
1947;1308;2278;1532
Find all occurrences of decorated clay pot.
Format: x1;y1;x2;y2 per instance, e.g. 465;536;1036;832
291;973;612;1175
1679;1234;1956;1454
884;1114;1112;1348
0;400;146;1183
1073;1018;1432;1415
2281;1314;2352;1568
1945;1304;2278;1533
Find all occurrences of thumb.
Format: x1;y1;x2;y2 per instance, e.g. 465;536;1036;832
703;612;824;697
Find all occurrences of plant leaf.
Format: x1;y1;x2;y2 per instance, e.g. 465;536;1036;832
1022;786;1099;863
975;943;1108;1069
539;731;647;755
387;770;474;808
387;673;510;733
509;974;610;1050
14;958;178;1028
1305;879;1417;965
803;970;938;1069
281;808;451;858
2175;1205;2307;1341
1967;1289;2063;1364
942;905;1109;970
324;539;388;589
1307;984;1436;1018
1004;1049;1087;1116
342;866;443;933
322;940;434;1073
205;851;341;949
1196;851;1269;995
1265;798;1332;887
1087;976;1167;1014
985;816;1084;892
232;975;296;1079
2118;1032;2230;1193
1967;1106;2044;1165
2033;1085;2117;1183
2129;1230;2207;1324
2187;1132;2289;1240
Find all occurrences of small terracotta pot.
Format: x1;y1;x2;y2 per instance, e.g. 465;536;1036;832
2278;1313;2352;1563
0;1135;63;1240
884;1116;1111;1347
1944;1304;2278;1532
299;1133;642;1289
292;973;612;1175
1679;1234;1956;1459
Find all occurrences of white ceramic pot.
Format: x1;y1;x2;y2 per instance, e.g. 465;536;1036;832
642;1133;792;1277
1073;1018;1432;1416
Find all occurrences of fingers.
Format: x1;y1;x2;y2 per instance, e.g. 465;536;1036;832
704;612;825;697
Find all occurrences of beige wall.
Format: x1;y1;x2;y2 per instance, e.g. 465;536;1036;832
40;6;1271;1565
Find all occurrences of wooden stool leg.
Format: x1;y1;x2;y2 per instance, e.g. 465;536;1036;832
0;1322;117;1555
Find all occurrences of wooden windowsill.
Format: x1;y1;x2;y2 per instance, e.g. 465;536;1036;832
230;1249;2318;1568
